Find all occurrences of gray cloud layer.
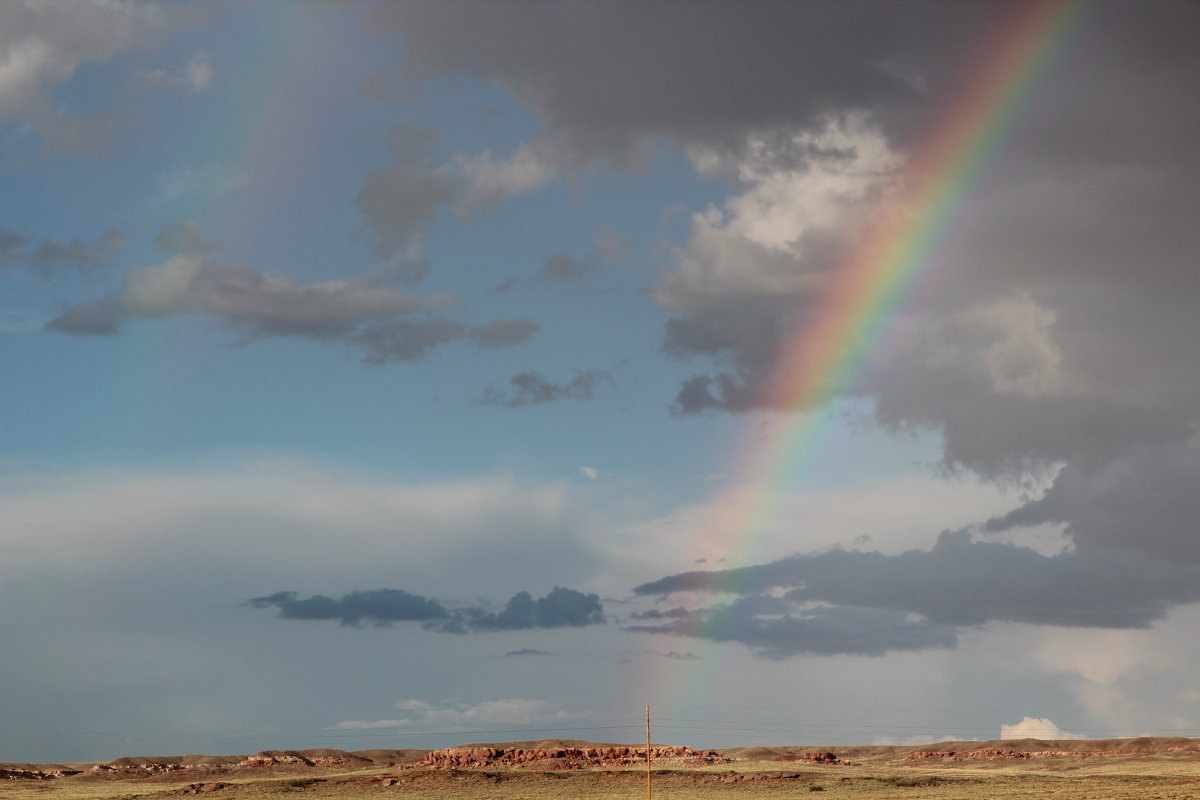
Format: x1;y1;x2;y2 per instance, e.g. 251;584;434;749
369;1;1002;163
248;586;605;634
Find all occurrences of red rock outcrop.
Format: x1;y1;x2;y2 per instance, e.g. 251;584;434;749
420;745;728;769
1;767;81;780
905;748;1139;761
237;750;316;767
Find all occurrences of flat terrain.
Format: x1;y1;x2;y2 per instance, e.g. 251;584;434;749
3;738;1199;800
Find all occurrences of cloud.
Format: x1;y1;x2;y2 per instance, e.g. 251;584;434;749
0;0;168;153
454;142;557;212
579;467;599;480
383;1;1199;669
363;1;1200;478
984;441;1200;564
659;117;899;315
367;1;996;164
333;719;410;730
456;586;605;632
351;318;466;362
47;219;443;340
49;251;448;340
629;607;692;621
0;227;124;277
46;296;123;335
44;222;536;365
657;117;901;416
541;234;624;281
0;463;607;604
999;717;1084;741
544;252;591;280
505;648;550;657
333;698;574;730
248;586;604;633
488;275;520;294
358;131;569;268
645;650;700;661
626;597;956;659
0;461;627;760
481;369;612;407
634;530;1200;631
408;698;575;727
351;317;538;363
365;7;1200;631
246;589;451;627
356;126;456;268
130;50;213;92
160;163;249;201
467;318;539;348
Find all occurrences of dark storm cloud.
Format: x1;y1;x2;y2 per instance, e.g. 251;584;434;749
0;226;124;276
627;596;956;659
635;531;1200;630
369;0;1001;163
480;369;612;407
248;586;604;633
619;0;1200;628
984;442;1200;565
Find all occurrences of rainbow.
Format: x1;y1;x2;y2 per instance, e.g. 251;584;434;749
669;0;1090;626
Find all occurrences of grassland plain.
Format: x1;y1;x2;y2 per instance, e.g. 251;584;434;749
3;740;1199;800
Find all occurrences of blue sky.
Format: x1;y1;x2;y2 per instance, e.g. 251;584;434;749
3;0;1200;763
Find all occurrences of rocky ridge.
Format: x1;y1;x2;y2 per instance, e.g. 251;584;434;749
419;744;728;769
4;737;1199;783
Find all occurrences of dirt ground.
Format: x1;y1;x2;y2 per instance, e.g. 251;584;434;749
4;739;1200;800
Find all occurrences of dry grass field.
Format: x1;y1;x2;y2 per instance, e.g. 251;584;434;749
4;739;1199;800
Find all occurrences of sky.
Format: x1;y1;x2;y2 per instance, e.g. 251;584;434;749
2;0;1199;764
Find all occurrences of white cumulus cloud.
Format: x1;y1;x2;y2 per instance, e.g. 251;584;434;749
999;717;1084;740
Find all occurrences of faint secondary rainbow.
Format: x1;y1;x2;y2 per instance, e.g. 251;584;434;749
664;0;1090;627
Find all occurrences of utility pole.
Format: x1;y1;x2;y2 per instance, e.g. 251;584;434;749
645;703;653;800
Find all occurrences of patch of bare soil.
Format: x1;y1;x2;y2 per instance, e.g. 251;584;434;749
4;736;1199;798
